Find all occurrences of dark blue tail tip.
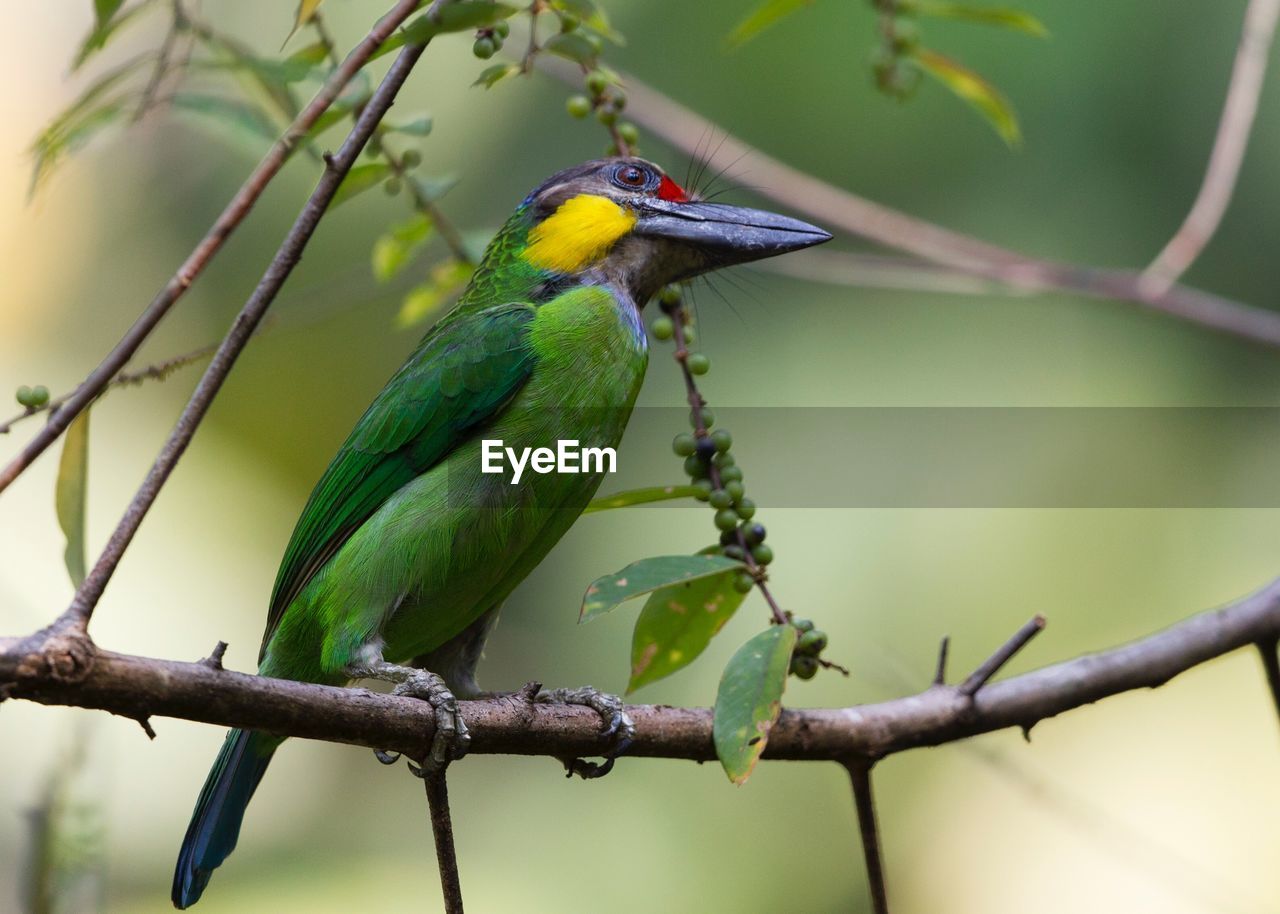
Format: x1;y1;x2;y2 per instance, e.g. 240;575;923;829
172;864;210;909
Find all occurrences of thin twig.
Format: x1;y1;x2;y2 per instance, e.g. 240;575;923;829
844;760;889;914
0;0;422;496
423;772;465;914
133;0;183;122
1139;0;1280;297
1256;636;1280;728
958;615;1045;698
932;636;950;687
61;40;431;632
537;59;1280;349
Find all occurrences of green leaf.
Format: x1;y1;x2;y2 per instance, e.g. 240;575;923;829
408;173;459;202
281;41;331;80
628;571;748;692
286;0;326;45
331;163;393;208
372;213;434;282
725;0;812;49
76;0;156;71
56;410;91;587
171;93;280;145
908;0;1048;37
580;555;743;622
552;0;624;45
94;0;125;27
396;260;475;327
713;624;797;784
584;485;704;513
384;114;434;135
372;2;520;61
542;32;599;66
472;63;521;89
909;48;1022;148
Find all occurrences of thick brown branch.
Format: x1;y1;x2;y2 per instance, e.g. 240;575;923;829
538;60;1280;349
60;42;431;632
5;578;1279;764
0;0;421;495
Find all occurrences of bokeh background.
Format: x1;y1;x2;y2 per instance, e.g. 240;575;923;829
4;2;1280;912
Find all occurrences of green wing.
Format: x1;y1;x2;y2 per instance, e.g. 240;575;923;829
261;303;536;655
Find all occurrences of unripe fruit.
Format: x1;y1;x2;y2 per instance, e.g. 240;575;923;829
383;177;402;196
710;429;732;452
743;522;766;545
472;37;496;59
735;497;756;519
681;325;695;345
750;543;773;565
718;465;743;483
15;386;33;407
29;385;49;407
651;316;674;340
687;353;710;375
722;544;745;561
566;95;592;118
713;451;735;469
793;618;815;633
791;655;819;680
400;149;422;169
596;108;618;127
659;285;682;310
714;508;740;531
692;479;713;501
585;70;609;96
672;433;696;457
683;454;709;479
709;488;733;510
733;572;755;593
493;20;511;38
618;122;640;146
724;480;745;502
693;407;714;429
797;630;829;655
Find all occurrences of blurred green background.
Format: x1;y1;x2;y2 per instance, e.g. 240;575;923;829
3;1;1280;912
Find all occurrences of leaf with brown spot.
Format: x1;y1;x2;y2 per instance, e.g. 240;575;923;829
713;624;797;784
579;555;741;623
627;570;748;692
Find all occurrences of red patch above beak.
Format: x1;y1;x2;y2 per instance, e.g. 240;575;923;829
657;175;689;203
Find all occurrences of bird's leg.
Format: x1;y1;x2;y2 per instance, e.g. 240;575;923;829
347;660;471;776
534;685;635;779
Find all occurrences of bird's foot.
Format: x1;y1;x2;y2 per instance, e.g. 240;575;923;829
348;661;470;776
535;685;634;779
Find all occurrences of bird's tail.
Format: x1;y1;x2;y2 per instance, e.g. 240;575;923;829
171;728;277;909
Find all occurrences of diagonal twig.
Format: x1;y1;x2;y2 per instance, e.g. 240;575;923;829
958;615;1046;697
844;760;889;914
0;0;422;497
60;40;432;633
1139;0;1280;298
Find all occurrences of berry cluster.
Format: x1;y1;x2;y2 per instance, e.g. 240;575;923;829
566;69;639;154
788;619;830;680
472;19;511;59
15;385;50;410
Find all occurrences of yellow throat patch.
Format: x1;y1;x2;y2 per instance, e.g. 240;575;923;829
523;194;637;273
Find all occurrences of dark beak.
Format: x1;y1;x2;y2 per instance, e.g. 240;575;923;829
634;199;832;264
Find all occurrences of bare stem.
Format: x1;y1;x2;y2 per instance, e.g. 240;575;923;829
958;615;1046;698
845;760;889;914
0;0;422;496
60;40;431;633
423;772;465;914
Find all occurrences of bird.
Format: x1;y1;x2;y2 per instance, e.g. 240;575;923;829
171;156;831;908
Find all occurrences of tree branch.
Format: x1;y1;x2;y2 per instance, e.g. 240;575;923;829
1139;0;1280;297
0;0;422;496
844;760;888;914
538;60;1280;349
5;577;1278;764
56;41;430;634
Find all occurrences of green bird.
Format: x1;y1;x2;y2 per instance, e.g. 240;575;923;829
171;156;830;908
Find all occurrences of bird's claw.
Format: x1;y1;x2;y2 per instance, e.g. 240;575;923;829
536;685;635;779
350;662;469;777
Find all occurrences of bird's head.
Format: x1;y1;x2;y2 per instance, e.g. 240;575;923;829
511;156;831;304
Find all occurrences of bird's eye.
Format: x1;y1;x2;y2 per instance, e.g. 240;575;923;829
611;164;651;190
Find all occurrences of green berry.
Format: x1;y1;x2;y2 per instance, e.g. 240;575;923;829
29;385;49;407
722;544;745;561
383;177;402;196
683;454;709;479
713;451;735;469
735;496;756;519
15;386;34;408
400;149;422;169
692;479;713;501
709;488;734;510
672;433;696;457
697;407;715;429
751;543;774;565
687;353;710;375
797;630;829;655
791;655;819;680
596;107;618;126
473;37;496;59
585;69;609;96
493;19;511;38
733;572;755;593
659;285;682;310
681;325;695;345
710;429;732;452
718;465;743;483
618;122;640;146
724;480;745;502
611;91;627;111
715;508;740;531
566;95;592;119
742;523;766;545
792;618;815;633
651;316;674;340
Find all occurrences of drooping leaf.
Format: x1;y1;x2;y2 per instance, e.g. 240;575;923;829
384;114;434;135
713;624;797;784
580;555;743;622
909;0;1048;37
909;48;1022;147
396;260;475;327
56;410;91;587
171;93;280;146
286;0;326;45
628;570;748;692
372;2;520;61
75;0;157;71
584;485;704;513
372;213;434;282
331;163;393;208
725;0;812;49
472;63;521;89
408;173;459;203
542;32;599;66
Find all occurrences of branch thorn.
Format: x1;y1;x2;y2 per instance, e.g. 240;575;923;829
958;615;1045;699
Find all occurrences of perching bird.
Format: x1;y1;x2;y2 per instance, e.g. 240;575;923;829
172;156;830;908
